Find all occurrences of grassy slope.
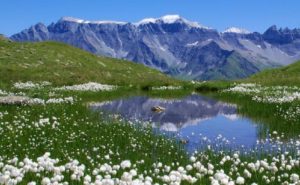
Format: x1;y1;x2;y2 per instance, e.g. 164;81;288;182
0;39;179;88
195;60;300;92
246;60;300;86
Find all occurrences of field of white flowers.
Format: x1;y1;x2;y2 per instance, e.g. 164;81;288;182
225;83;300;104
224;83;300;122
0;81;299;184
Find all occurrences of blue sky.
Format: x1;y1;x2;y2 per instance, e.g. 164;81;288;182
1;0;299;36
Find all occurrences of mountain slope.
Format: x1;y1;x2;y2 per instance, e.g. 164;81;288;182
10;15;300;80
201;51;261;80
177;41;261;80
0;38;179;87
247;60;300;86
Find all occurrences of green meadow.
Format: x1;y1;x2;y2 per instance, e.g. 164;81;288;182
0;38;300;184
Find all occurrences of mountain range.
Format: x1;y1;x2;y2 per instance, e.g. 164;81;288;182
10;15;300;80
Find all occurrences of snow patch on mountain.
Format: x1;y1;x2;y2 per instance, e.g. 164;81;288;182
136;15;210;29
186;41;199;47
160;15;182;24
60;17;127;25
137;18;157;25
223;27;251;34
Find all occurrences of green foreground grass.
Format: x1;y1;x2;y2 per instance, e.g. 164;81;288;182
0;100;189;184
0;37;300;184
0;88;299;184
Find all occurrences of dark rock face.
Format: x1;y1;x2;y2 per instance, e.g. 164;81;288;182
263;25;300;45
10;16;300;80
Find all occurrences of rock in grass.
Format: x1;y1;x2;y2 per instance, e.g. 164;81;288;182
151;106;165;112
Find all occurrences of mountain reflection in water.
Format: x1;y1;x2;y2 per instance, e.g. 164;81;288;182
91;94;258;149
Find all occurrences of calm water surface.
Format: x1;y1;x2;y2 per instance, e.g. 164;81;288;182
91;94;260;151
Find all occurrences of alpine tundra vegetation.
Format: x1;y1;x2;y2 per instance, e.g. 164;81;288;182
1;33;300;184
1;1;300;184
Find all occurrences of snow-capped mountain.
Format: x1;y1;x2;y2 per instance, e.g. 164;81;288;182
10;15;300;80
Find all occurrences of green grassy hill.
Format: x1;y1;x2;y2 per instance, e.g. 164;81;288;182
0;38;179;88
246;61;300;86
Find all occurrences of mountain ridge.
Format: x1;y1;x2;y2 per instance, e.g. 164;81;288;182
10;15;300;80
